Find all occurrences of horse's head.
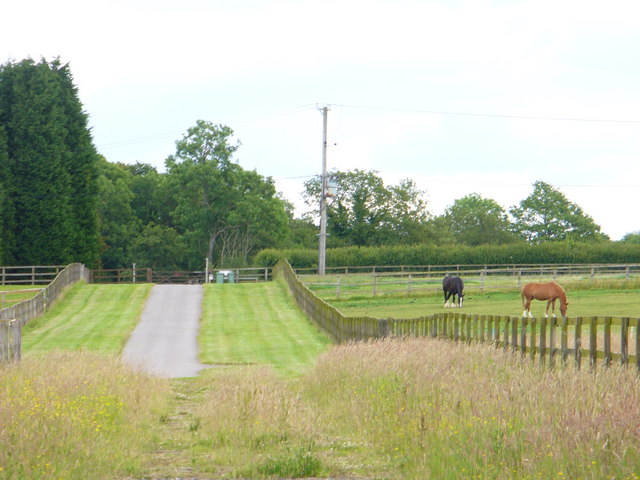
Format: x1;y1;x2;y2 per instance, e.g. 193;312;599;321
560;302;568;316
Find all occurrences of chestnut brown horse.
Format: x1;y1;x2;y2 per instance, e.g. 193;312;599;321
521;281;568;318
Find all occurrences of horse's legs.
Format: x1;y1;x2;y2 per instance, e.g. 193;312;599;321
522;296;531;317
522;297;532;317
444;291;451;308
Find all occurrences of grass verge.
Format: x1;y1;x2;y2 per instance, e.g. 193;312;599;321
22;282;153;354
198;282;331;376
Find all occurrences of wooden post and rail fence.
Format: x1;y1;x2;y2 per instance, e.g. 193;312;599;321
0;263;90;363
299;263;640;299
4;260;640;369
275;259;640;370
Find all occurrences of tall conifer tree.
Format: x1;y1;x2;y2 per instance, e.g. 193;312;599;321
0;126;12;264
0;58;100;266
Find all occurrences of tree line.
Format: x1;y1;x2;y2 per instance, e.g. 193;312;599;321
1;58;638;270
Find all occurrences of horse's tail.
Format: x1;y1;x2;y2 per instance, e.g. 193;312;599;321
520;287;527;307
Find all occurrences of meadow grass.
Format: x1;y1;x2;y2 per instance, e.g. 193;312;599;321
0;351;170;480
147;337;640;479
198;281;331;376
298;337;640;479
7;280;640;479
22;282;153;354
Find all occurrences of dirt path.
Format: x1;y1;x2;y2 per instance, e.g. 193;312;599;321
122;284;210;378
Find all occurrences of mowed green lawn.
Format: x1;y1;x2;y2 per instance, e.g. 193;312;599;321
199;282;331;376
22;282;153;354
21;280;330;376
332;288;640;319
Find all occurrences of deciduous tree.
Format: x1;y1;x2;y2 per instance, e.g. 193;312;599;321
166;120;288;268
303;169;432;247
509;181;608;243
444;193;517;245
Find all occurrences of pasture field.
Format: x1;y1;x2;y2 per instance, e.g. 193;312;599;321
3;281;640;479
0;284;42;308
329;287;640;319
302;270;640;303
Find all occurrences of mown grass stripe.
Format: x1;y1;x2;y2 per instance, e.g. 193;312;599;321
199;282;330;376
22;282;153;354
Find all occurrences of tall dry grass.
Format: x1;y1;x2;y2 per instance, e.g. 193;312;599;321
187;338;640;478
193;367;325;478
302;338;640;479
0;352;170;480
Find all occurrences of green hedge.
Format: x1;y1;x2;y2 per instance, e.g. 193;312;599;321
254;242;640;268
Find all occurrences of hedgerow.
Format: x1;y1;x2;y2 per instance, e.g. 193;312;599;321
253;242;640;268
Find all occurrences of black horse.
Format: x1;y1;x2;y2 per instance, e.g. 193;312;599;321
443;275;464;308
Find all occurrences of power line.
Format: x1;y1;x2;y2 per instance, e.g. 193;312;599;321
96;102;640;152
330;103;640;124
96;104;318;151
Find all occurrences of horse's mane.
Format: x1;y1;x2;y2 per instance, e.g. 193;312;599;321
555;283;568;304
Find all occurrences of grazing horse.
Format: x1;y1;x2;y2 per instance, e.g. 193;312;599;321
443;275;464;308
521;281;568;318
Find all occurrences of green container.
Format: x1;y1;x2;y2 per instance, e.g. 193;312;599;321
216;270;235;283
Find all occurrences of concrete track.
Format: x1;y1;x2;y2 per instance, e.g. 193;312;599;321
122;284;209;378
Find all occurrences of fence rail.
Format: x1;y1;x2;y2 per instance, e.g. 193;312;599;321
0;263;90;364
0;265;67;285
90;267;272;284
301;263;640;299
294;263;640;277
276;259;640;370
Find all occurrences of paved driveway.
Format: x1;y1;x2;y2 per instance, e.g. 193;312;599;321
122;284;209;378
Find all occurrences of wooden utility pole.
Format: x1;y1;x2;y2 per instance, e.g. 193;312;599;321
318;106;329;276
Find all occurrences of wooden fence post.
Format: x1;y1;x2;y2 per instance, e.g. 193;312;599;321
574;317;582;370
635;318;640;371
549;317;557;366
539;317;547;365
560;317;569;364
511;316;518;353
621;317;629;367
378;318;389;338
589;317;598;369
604;316;612;368
520;317;528;358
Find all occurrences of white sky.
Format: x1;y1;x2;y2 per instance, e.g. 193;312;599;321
3;0;640;240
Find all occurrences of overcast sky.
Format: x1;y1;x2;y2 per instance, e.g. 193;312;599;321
3;0;640;239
